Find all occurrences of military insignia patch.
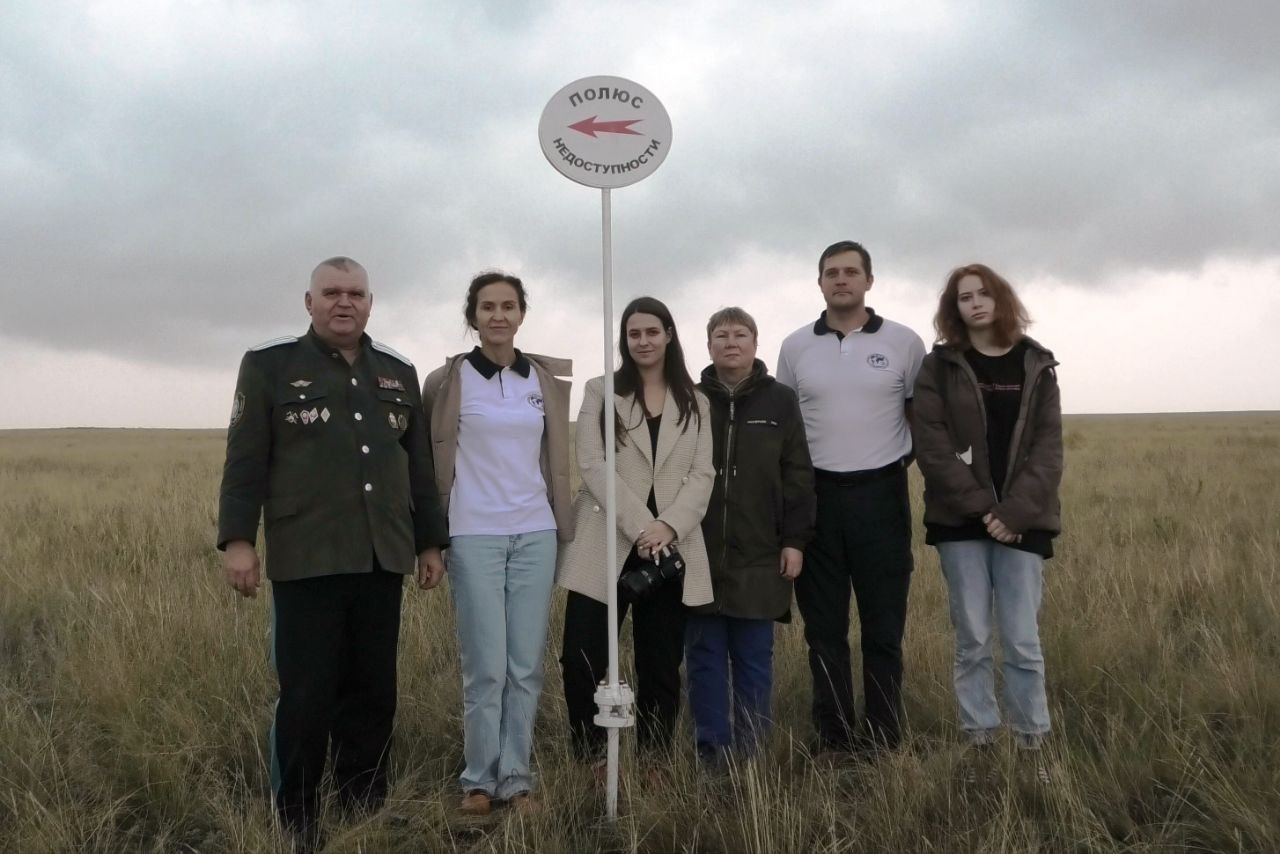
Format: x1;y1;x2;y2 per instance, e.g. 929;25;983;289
320;407;330;423
308;408;319;423
300;409;312;425
388;412;399;429
290;379;312;388
378;376;406;391
397;413;408;430
229;392;245;427
285;411;298;424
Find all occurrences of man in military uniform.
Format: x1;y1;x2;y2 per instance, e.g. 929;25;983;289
217;256;448;839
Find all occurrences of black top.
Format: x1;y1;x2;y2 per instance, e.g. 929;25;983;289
964;341;1026;498
645;414;660;516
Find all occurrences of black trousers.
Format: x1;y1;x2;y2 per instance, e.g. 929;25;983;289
794;468;913;750
270;565;403;831
560;570;687;759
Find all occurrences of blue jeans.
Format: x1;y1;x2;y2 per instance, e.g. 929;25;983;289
448;530;557;798
937;540;1050;745
685;613;775;760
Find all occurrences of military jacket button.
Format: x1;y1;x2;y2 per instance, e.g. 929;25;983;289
354;412;363;421
364;483;373;492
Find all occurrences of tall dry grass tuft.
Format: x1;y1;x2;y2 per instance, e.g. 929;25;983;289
2;416;1279;851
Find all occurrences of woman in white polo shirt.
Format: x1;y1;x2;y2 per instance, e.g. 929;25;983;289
422;272;574;816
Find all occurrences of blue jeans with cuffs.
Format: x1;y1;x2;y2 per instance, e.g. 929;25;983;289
448;530;557;798
937;540;1051;746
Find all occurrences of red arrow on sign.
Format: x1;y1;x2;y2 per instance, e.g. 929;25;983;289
569;116;643;138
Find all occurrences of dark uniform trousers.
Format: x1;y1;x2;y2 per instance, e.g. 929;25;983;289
218;328;448;839
270;558;403;830
560;564;687;759
795;464;913;750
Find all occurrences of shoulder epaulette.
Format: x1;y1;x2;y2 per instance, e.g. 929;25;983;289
371;340;413;367
249;335;298;352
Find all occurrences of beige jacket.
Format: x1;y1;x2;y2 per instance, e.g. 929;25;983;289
556;375;715;606
422;351;576;542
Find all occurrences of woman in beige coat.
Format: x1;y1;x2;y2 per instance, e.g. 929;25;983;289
558;296;714;763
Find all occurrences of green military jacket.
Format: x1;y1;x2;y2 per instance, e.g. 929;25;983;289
217;326;449;581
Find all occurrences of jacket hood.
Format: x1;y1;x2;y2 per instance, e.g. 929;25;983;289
931;335;1056;366
698;358;772;401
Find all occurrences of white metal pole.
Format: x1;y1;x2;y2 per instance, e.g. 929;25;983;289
601;187;620;817
591;188;633;820
602;185;617;691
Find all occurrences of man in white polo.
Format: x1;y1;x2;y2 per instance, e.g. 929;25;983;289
776;240;925;757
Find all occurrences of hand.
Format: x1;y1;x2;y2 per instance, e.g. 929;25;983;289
635;521;677;559
416;547;446;590
779;547;803;580
983;512;1021;545
223;540;261;598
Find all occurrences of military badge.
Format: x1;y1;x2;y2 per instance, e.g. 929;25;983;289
290;379;312;388
229;392;245;427
308;408;319;423
397;413;408;429
377;376;406;391
285;411;297;424
320;407;330;423
300;410;312;425
388;412;399;429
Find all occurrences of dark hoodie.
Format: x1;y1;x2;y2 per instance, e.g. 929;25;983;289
910;336;1063;557
694;359;815;620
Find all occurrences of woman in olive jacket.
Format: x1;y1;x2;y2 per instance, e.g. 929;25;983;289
910;263;1062;779
687;307;815;764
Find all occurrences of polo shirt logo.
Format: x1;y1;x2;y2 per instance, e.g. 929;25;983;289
526;391;545;411
867;353;889;369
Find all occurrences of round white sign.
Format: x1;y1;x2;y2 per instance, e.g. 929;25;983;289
539;75;672;189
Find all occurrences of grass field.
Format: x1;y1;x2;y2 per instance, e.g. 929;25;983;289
2;413;1279;852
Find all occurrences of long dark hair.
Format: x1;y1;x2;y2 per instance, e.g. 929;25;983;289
601;296;701;446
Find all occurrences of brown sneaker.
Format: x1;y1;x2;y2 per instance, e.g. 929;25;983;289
459;790;491;816
508;792;542;816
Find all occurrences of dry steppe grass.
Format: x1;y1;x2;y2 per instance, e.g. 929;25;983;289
2;414;1278;852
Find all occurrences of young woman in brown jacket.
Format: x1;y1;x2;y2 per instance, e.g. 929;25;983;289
911;264;1063;783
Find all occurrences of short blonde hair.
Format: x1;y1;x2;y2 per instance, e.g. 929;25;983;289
706;306;758;340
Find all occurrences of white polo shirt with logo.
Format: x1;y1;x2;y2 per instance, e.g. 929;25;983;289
448;348;557;536
776;308;925;473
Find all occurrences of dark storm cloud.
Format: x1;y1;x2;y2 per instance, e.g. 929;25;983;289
4;0;1277;365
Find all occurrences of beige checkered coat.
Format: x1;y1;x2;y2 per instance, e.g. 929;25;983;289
556;375;715;606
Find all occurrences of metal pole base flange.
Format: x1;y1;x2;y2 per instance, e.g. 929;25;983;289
593;679;635;729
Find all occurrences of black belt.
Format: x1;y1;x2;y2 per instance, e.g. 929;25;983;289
814;458;906;486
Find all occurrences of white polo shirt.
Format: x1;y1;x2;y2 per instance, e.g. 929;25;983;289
448;349;557;536
776;308;925;473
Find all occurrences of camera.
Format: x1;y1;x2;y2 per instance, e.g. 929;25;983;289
618;545;685;603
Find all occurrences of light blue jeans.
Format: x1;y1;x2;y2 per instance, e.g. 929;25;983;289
937;540;1050;746
448;530;557;798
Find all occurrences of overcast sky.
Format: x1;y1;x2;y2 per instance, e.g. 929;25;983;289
3;0;1278;427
